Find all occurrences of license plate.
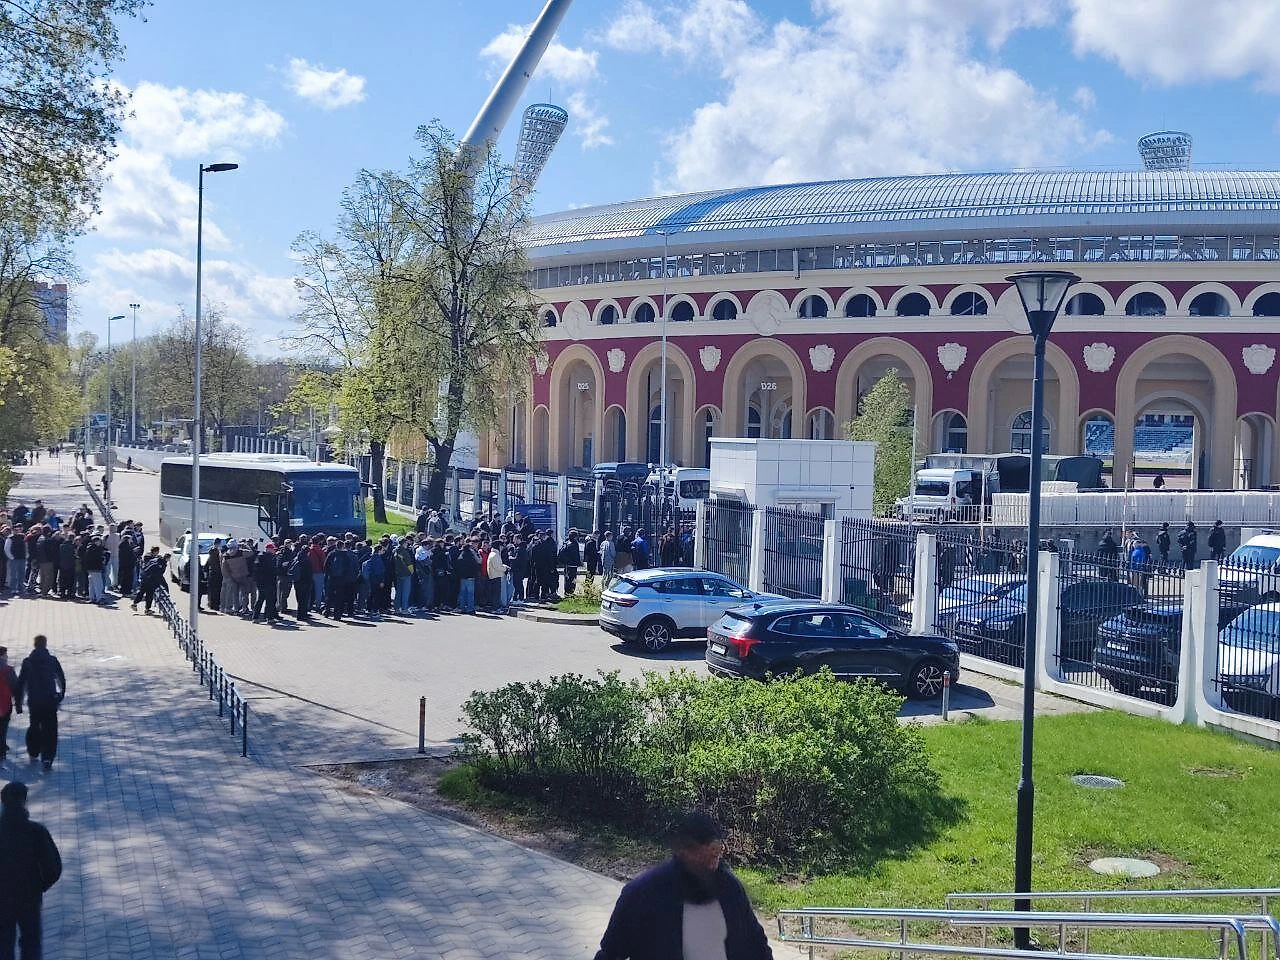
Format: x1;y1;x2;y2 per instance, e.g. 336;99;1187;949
1107;641;1129;652
709;642;727;656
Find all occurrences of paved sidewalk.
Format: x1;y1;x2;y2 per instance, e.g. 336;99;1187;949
4;463;621;959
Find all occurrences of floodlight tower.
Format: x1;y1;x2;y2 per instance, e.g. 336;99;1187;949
1138;131;1193;171
514;102;569;192
458;0;575;172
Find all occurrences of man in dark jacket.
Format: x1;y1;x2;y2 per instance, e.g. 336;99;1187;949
454;538;481;613
0;780;62;959
1208;520;1227;561
252;544;279;622
1177;520;1199;569
594;811;771;960
132;547;168;615
1156;522;1172;564
15;635;66;770
558;530;582;596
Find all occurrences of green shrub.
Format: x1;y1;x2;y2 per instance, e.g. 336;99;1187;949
457;668;943;869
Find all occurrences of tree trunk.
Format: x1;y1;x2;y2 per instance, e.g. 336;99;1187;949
369;438;388;524
424;437;456;510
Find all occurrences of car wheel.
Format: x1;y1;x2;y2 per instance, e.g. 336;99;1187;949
637;616;674;653
906;658;948;700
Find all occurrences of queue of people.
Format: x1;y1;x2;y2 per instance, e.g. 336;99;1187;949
2;504;148;607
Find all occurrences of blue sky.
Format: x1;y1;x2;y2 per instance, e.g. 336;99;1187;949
74;0;1280;352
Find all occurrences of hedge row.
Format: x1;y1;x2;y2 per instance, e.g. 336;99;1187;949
458;669;944;867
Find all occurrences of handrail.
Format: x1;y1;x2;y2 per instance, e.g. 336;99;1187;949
776;907;1259;960
945;891;1280;957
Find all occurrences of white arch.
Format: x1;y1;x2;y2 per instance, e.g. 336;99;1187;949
836;286;885;315
592;299;623;325
1243;281;1280;314
790;287;835;316
663;293;700;321
887;285;939;315
1178;281;1242;314
628;295;659;323
941;283;994;314
707;292;744;320
1118;281;1176;315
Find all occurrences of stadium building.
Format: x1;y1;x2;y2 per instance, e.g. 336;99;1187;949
484;154;1280;492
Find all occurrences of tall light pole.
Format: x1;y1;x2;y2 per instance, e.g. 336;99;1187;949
105;314;125;486
129;302;140;444
1006;270;1078;947
191;161;239;635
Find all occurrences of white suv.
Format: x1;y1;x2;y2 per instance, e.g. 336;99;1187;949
600;568;782;653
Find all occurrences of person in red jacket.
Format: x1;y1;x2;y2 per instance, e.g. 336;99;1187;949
0;646;17;761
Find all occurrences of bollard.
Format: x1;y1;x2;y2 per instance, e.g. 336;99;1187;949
941;670;951;721
241;702;248;758
218;673;225;717
229;684;237;735
418;696;427;755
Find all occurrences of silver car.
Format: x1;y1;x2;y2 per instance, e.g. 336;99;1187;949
599;568;782;653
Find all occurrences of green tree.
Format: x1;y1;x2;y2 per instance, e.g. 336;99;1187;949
846;370;915;512
0;0;145;234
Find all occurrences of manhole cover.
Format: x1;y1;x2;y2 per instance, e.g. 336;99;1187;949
1072;774;1124;789
1089;857;1161;878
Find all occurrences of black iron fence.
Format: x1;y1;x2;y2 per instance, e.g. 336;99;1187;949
839;518;915;631
762;507;824;599
933;531;1025;666
1213;556;1280;720
704;500;753;587
156;590;249;757
1053;549;1186;703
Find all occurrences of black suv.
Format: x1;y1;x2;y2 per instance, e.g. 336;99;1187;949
945;577;1142;666
1092;598;1249;703
705;600;959;699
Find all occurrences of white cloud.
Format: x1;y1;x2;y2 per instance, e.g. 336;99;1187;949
481;23;610;150
481;23;600;85
1068;0;1280;90
1073;85;1097;110
610;0;1107;193
124;81;285;158
285;57;367;109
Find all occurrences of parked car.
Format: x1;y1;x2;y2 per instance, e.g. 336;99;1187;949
599;568;782;652
169;532;228;590
937;575;1022;617
1092;598;1249;703
1217;602;1280;719
705;600;959;699
947;577;1143;663
1217;535;1280;605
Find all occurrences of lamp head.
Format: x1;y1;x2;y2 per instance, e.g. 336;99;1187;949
108;314;126;322
1006;270;1079;340
203;162;239;174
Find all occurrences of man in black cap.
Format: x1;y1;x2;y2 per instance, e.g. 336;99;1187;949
0;781;62;959
594;811;772;960
15;637;65;771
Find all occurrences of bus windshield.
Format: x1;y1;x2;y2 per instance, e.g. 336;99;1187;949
289;473;363;527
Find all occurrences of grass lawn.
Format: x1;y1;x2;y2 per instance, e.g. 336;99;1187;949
444;709;1280;951
365;499;414;539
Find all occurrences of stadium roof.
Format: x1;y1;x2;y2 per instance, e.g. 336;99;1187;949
526;170;1280;260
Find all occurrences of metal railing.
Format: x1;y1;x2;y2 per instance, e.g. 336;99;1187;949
933;531;1027;667
703;500;752;587
776;906;1272;960
1057;550;1188;704
762;507;823;599
946;890;1280;957
840;517;916;631
155;590;249;758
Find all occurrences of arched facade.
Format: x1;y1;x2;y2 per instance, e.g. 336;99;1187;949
624;342;698;465
547;344;605;473
721;340;808;441
966;338;1081;457
833;338;933;451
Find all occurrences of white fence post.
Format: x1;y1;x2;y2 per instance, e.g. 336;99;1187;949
821;519;841;603
525;470;536;508
910;531;938;634
497;469;508;521
694;500;708;569
593;478;604;532
1191;561;1225;720
555;475;569;543
449;468;461;523
747;507;766;592
1033;549;1061;690
411;463;422;511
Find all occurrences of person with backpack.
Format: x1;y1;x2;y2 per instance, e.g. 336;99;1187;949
0;780;63;959
132;547;168;615
289;543;313;619
1177;520;1199;569
0;647;17;761
15;635;66;770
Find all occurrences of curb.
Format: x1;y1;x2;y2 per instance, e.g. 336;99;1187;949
514;608;600;626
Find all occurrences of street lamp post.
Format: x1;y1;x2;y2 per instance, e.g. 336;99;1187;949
191;162;239;636
129;303;140;444
1006;270;1078;947
658;230;673;521
105;314;125;488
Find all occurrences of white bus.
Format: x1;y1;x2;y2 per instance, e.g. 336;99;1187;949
159;454;365;546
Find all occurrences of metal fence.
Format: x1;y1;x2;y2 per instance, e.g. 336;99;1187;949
839;518;915;631
762;507;823;599
933;531;1026;666
704;500;753;587
1053;549;1187;704
1213;556;1280;720
155;590;249;757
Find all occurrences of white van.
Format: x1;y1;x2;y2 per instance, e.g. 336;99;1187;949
895;468;988;522
1218;533;1280;604
648;466;710;510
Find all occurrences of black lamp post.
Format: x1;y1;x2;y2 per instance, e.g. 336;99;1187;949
1005;270;1078;947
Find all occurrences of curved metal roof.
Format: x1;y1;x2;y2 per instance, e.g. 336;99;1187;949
526;170;1280;259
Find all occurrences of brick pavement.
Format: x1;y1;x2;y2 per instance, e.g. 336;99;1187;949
5;462;622;959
